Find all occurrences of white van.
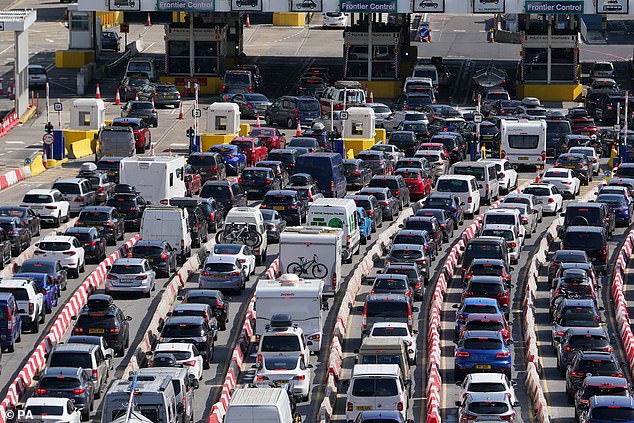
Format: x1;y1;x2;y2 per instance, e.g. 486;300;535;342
500;119;547;168
450;162;500;205
120;156;186;205
403;77;434;94
411;64;439;89
435;175;481;217
345;364;410;423
279;226;343;295
255;274;326;352
223;207;268;265
140;206;192;263
102;376;178;423
224;387;298;423
307;198;360;263
126;58;156;80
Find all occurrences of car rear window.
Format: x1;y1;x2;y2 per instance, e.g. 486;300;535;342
201;185;230;199
465;320;504;331
225;72;251;85
78;211;110;223
357;153;382;162
371;327;409;337
49;352;92;369
23;194;53;203
466;242;503;258
462;338;503;350
563;232;604;249
393;234;425;245
374;278;408;291
189;155;217;166
591;407;634;421
263;357;298;371
110;264;144;274
468;281;504;296
203;263;236;273
437;179;468;192
463;305;498;314
162;323;204;338
569;335;609;349
453;166;485;181
298;100;319;111
352;378;398;397
523;187;551;196
38;242;71;251
467;382;507;393
468;401;509;414
241;169;268;179
366;301;409;318
260;335;301;352
25;405;65;416
390;248;422;260
578;358;619;373
0;287;28;301
132;245;163;256
481;229;513;241
583;386;628;398
267;152;294;164
470;263;503;276
130;102;153;110
39;377;81;389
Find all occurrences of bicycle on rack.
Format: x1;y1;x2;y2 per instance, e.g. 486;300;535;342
215;222;262;248
286;254;328;279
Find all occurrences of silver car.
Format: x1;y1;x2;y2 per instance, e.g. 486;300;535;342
105;258;156;297
28;65;48;90
496;203;537;238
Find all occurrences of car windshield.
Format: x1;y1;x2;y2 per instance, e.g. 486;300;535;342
38;242;71;251
352;378;398;397
563;232;604;250
49;352;92;369
366;301;408;318
568;335;609;349
79;211;110;223
462;338;503;350
371;326;409;337
162;323;205;337
110;264;144;274
468;401;509;414
437;179;468;192
263;357;298;371
260;335;301;352
469;282;504;295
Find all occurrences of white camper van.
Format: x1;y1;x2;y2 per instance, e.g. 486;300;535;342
306;198;360;263
224;387;298;423
500;119;547;168
255;274;326;352
120;156;186;205
279;226;342;295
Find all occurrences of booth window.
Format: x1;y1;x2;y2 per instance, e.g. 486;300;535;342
168;40;190;75
215;116;227;131
347;46;369;79
372;45;396;79
78;111;91;126
70;14;90;31
194;41;218;75
523;47;548;82
351;121;363;136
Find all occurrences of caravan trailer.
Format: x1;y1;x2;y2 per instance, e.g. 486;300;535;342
119;156;186;204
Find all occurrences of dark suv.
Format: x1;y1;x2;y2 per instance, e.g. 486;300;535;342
169;197;223;233
130;240;177;277
368;175;410;210
188;152;226;182
159;316;217;369
265;96;321;129
563;202;614;239
561;226;609;274
105;192;148;230
343;159;372;189
76;206;125;245
200;181;247;214
461;236;509;277
64;227;107;263
0;217;31;256
34;367;95;421
261;190;306;226
389;131;420;156
239;167;282;199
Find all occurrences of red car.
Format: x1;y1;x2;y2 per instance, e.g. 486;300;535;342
571;117;599;138
462;275;512;317
111;118;152;153
184;165;201;196
459;313;511;344
394;168;432;200
231;136;268;166
249;127;287;152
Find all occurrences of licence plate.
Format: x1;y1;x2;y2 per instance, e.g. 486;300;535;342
214;274;226;278
518;157;529;161
565;165;576;169
148;258;154;263
356;406;373;411
139;115;149;119
475;364;492;369
273;206;286;211
89;328;105;334
276;379;289;384
248;189;259;192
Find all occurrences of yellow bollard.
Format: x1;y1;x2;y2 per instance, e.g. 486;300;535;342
480;145;486;159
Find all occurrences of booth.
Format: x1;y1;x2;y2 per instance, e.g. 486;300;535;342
201;102;242;152
343;107;376;157
63;98;105;158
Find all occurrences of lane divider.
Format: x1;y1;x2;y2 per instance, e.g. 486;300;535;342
0;165;32;192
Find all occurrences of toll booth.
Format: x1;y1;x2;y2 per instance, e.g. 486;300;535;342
70;98;106;130
201;102;241;151
343;106;376;156
516;14;582;101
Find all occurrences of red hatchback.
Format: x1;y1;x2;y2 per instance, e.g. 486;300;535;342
462;275;511;318
394;168;432;200
231;136;268;166
111;117;152;153
571;117;599;138
460;313;511;344
249;127;287;152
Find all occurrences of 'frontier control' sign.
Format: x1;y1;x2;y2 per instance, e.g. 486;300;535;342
157;0;214;10
340;0;397;12
525;0;583;13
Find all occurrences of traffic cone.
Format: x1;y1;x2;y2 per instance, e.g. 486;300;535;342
0;78;4;95
245;14;251;27
114;89;121;105
135;92;139;101
178;102;184;119
146;12;151;26
296;119;302;136
150;143;155;156
256;115;261;128
42;149;48;168
95;84;101;99
369;92;374;103
489;29;495;43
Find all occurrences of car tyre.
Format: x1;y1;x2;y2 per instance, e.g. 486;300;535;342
39;309;45;323
287;117;294;129
32;316;39;333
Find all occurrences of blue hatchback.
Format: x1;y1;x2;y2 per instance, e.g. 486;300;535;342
584;396;634;423
356;207;372;245
453;297;503;340
15;273;58;313
208;144;247;175
0;292;22;352
454;330;512;381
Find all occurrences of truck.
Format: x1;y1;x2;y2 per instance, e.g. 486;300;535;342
279;226;343;295
255;274;326;352
119;155;186;205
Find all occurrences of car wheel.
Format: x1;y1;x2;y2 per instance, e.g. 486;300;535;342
53;213;60;227
32;316;39;333
39;309;45;323
79;260;85;273
287;117;294;129
265;114;273;125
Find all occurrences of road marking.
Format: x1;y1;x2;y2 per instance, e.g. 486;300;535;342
0;45;13;55
452;30;467;32
46;39;54;43
170;143;188;147
5;141;24;144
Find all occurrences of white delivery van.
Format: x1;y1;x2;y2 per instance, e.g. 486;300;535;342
306;198;360;263
140;206;192;263
223;207;268;265
255;274;326;352
279;226;343;295
224;387;297;423
126;58;157;80
500;119;547;168
120;156;186;205
102;376;178;423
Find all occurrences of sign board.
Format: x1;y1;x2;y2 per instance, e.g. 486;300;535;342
192;108;202;118
0;23;4;31
42;134;54;145
120;23;130;33
291;0;322;11
413;0;444;12
53;102;63;112
473;114;483;123
230;0;262;11
339;111;349;120
525;0;583;13
158;0;214;10
473;0;504;13
340;0;397;13
596;0;628;13
615;124;621;131
109;0;140;11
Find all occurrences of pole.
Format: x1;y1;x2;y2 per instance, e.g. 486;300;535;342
45;82;50;124
57;98;62;130
341;88;347;138
330;99;334;133
475;95;481;161
367;15;373;82
624;90;629;163
124;371;138;423
617;101;621;127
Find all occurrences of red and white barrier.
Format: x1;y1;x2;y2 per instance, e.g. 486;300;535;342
0;110;19;138
611;229;634;377
0;165;31;192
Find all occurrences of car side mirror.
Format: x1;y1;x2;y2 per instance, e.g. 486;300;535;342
599;306;605;311
356;305;364;312
455;401;462;407
71;315;77;320
177;296;184;301
308;364;314;368
94;133;99;140
412;329;418;334
513;402;521;408
452;304;459;309
126;316;132;321
412;306;419;312
560;212;566;217
354;348;359;354
145;351;154;357
177;403;184;414
189;374;200;389
459;245;465;251
508;340;514;344
106;265;112;271
461;202;466;206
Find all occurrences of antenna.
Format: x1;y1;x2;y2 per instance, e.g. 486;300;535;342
124;371;138;423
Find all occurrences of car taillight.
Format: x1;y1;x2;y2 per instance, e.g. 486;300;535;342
184;360;197;367
265;179;272;185
508;242;516;248
36;388;47;395
351;170;361;175
64;251;77;256
92;369;98;379
521;217;528;224
238;177;243;183
601;247;607;260
571;371;583;376
548;198;555;203
541;151;546;162
136;275;148;280
107;273;117;279
500;150;506;159
468;196;472;203
295;375;306;381
347;402;353;411
496;351;510;358
293;108;299;118
45;205;57;209
556;331;565;336
229;271;241;276
456;351;470;357
501;414;515;421
331;180;335;193
29;303;34;314
74;327;84;333
397;401;404;411
74;197;84;202
565;346;572;351
362;305;367;328
346;234;350;248
257;354;263;363
160;252;169;260
109;328;120;333
181;240;185;251
72;388;85;395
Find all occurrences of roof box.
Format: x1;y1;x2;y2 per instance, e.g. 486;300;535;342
270;313;293;328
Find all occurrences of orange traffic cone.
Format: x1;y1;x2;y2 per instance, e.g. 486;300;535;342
369;92;374;103
135;92;139;101
245;14;251;27
42;149;48;168
178;102;184;119
489;29;494;43
146;12;151;26
256;115;261;128
114;89;121;105
95;84;101;99
296;119;302;136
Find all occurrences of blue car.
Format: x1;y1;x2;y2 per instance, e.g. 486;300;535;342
583;396;634;423
596;193;633;227
356;207;372;245
453;297;503;340
0;292;22;352
454;330;512;381
15;273;59;313
208;144;247;175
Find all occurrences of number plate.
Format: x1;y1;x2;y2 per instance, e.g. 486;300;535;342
356;406;373;411
475;364;492;369
89;328;105;334
147;258;154;263
248;189;259;192
273;206;286;211
139;115;149;119
518;157;529;161
276;379;289;384
566;165;576;169
214;274;226;278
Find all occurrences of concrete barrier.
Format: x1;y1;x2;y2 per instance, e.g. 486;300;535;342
28;154;46;177
67;138;94;159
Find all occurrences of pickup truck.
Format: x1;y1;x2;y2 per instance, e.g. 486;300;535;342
52;178;98;215
79;172;116;204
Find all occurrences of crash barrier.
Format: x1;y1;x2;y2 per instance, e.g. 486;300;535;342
0;234;139;422
0;218;79;279
67;138;94;159
0;109;19;138
0;165;32;191
123;240;213;376
27;153;46;177
317;209;414;423
611;225;634;379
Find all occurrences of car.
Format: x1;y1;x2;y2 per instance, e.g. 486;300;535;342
261;209;286;243
21;189;70;227
105;258;156;297
540;168;580;198
370;273;413;300
555;153;591;185
261;190;306;226
571;117;599;139
0;206;41;237
296;76;326;97
551;298;603;347
384;244;430;279
200;181;247;214
119;74;153;101
189;152;227;182
548;249;590;285
129;239;177;278
180;289;230;331
417;192;464;228
551;269;599;309
359;187;399;221
597;185;632;205
180;203;209;248
33;368;94;421
266;96;321;129
34;235;85;278
208;144;248;175
392;229;437;262
284;183;324;209
456;392;519;422
596;193;633;226
71;294;131;356
13;272;58;315
152;83;181;108
394;168;432;201
462;258;512;287
168;303;218;328
414;208;455;242
27;65;48;90
480;224;522;265
343;159;373;189
556;327;612;374
414;150;449;178
346;194;383;232
255;355;312;401
569;146;600;175
561;226;609;275
250;127;287;152
522;182;563;215
259;314;312;363
457;373;517;403
357;207;372;245
77;168;115;205
287;136;321;153
574;376;631;422
357;150;393;176
67;335;115;370
459;312;511;344
322;11;347;28
454;331;512;381
159;316;216;369
199;255;247;294
64;227;107;264
383;262;426;299
395;122;430;147
75;206;125;246
231;136;268;165
120;100;158;127
453;297;504;340
184;165;202;197
582;395;634;423
368;322;417;364
590;61;616;79
566;352;624;401
0;217;30;256
111;117;152;154
239;167;281;200
256;161;289;187
210;243;255;279
231;93;271;118
105;192;149;231
368;175;410;210
370;144;404;166
153;342;204;380
403;216;442;254
462;276;512;318
19;258;68;292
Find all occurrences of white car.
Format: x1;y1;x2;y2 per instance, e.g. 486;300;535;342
540;167;580;199
496;203;537;238
569;146;600;176
457;392;519;422
368;322;418;364
415;149;449;178
370;143;405;166
458;373;517;404
478;158;518;193
322;12;347;28
209;243;255;278
367;103;392;126
256;355;312;401
153;342;204;380
34;235;85;278
20;397;81;423
501;193;543;224
480;224;522;264
21;189;70;227
522;183;563;215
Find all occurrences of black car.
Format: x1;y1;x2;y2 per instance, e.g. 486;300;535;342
121;100;158;127
368;175;410;210
566;351;623;400
358;187;399;221
130;240;177;277
65;227;107;264
356;150;392;176
34;367;95;421
548;249;590;287
563;202;615;239
169;197;223;233
20;258;68;291
76;206;125;246
261;190;306;226
0;217;31;256
159;316;217;369
389;131;420;157
101;29;121;51
106;193;148;231
200;181;247;214
188;152;227;182
403;216;443;253
343;159;372;189
561;227;609;275
419;192;465;228
180;289;229;331
431;133;464;163
72;294;131;356
396;121;430;144
256;161;290;187
0;228;12;269
187;205;209;248
231;93;271;118
261;209;287;243
239;167;282;199
345;194;383;232
415;208;455;242
555;153;591;185
383;263;427;298
0;206;40;237
267;149;302;174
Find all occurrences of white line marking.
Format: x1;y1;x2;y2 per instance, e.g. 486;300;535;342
5;141;24;144
170;143;188;147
